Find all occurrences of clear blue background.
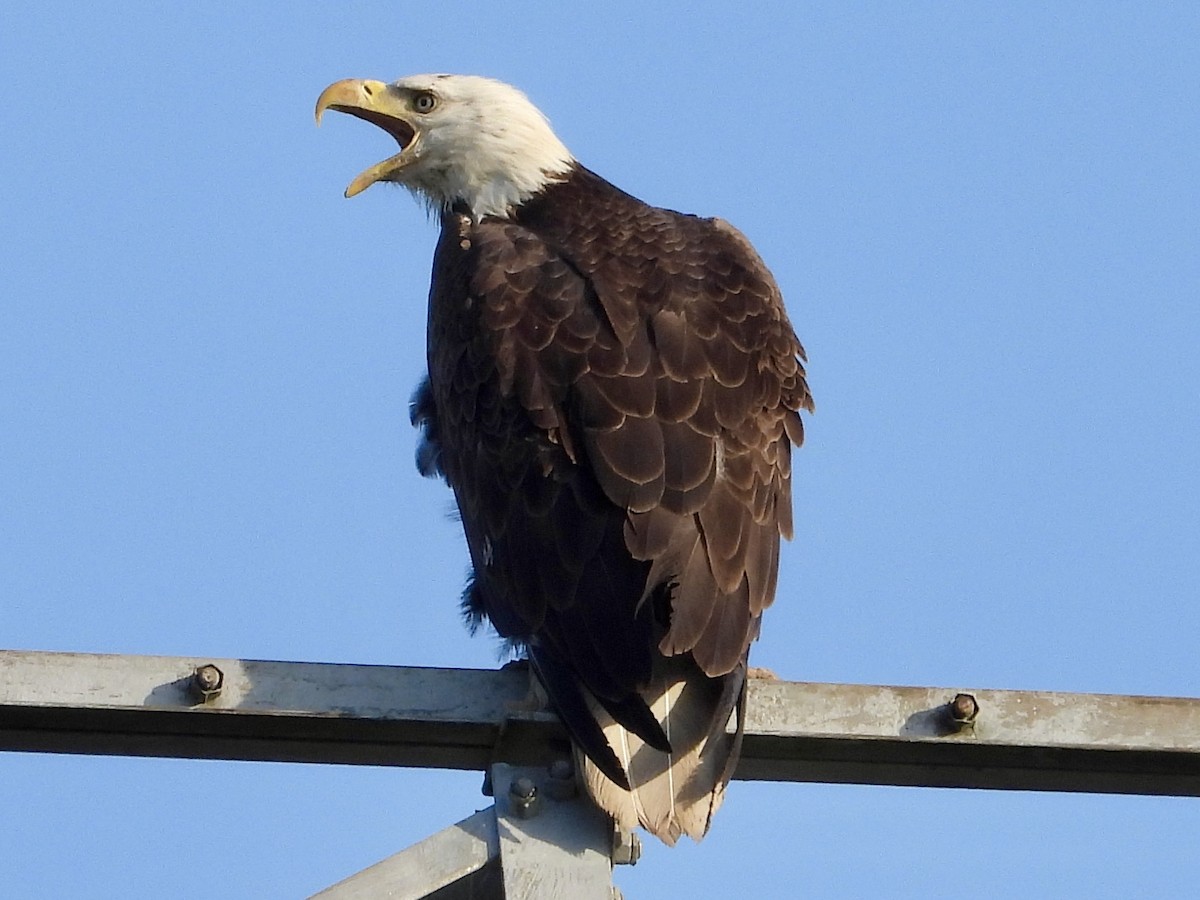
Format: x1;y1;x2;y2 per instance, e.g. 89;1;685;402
3;4;1198;897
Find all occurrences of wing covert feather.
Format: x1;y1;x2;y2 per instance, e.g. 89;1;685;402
456;206;812;673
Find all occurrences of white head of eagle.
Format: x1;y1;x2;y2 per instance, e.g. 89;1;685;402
317;73;813;847
316;74;574;219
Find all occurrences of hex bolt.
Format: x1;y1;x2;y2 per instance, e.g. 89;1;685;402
190;664;224;703
546;758;577;800
508;776;541;819
948;692;979;727
612;826;642;866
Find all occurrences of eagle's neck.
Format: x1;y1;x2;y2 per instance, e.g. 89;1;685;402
418;125;575;221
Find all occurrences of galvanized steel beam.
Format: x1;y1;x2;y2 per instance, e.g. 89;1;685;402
312;808;501;900
2;650;1199;796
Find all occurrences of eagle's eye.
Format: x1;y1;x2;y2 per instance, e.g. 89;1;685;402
413;92;437;113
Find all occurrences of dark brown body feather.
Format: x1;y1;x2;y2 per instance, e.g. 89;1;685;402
412;165;811;838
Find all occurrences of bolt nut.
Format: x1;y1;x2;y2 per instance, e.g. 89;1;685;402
546;758;577;800
190;664;224;703
612;826;642;866
508;776;541;819
948;692;979;726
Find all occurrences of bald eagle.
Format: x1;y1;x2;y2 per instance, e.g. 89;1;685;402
316;75;812;845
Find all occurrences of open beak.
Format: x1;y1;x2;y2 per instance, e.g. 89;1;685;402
315;79;419;198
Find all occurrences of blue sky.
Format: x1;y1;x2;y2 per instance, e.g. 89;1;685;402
3;4;1199;897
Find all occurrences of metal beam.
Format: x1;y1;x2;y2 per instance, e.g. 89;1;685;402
0;651;559;771
308;764;619;900
2;650;1199;796
312;808;500;900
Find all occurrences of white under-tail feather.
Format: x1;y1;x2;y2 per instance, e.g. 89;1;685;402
578;657;746;845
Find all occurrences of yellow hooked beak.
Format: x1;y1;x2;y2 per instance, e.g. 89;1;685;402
315;79;420;197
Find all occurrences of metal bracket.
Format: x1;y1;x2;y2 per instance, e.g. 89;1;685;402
312;762;617;899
